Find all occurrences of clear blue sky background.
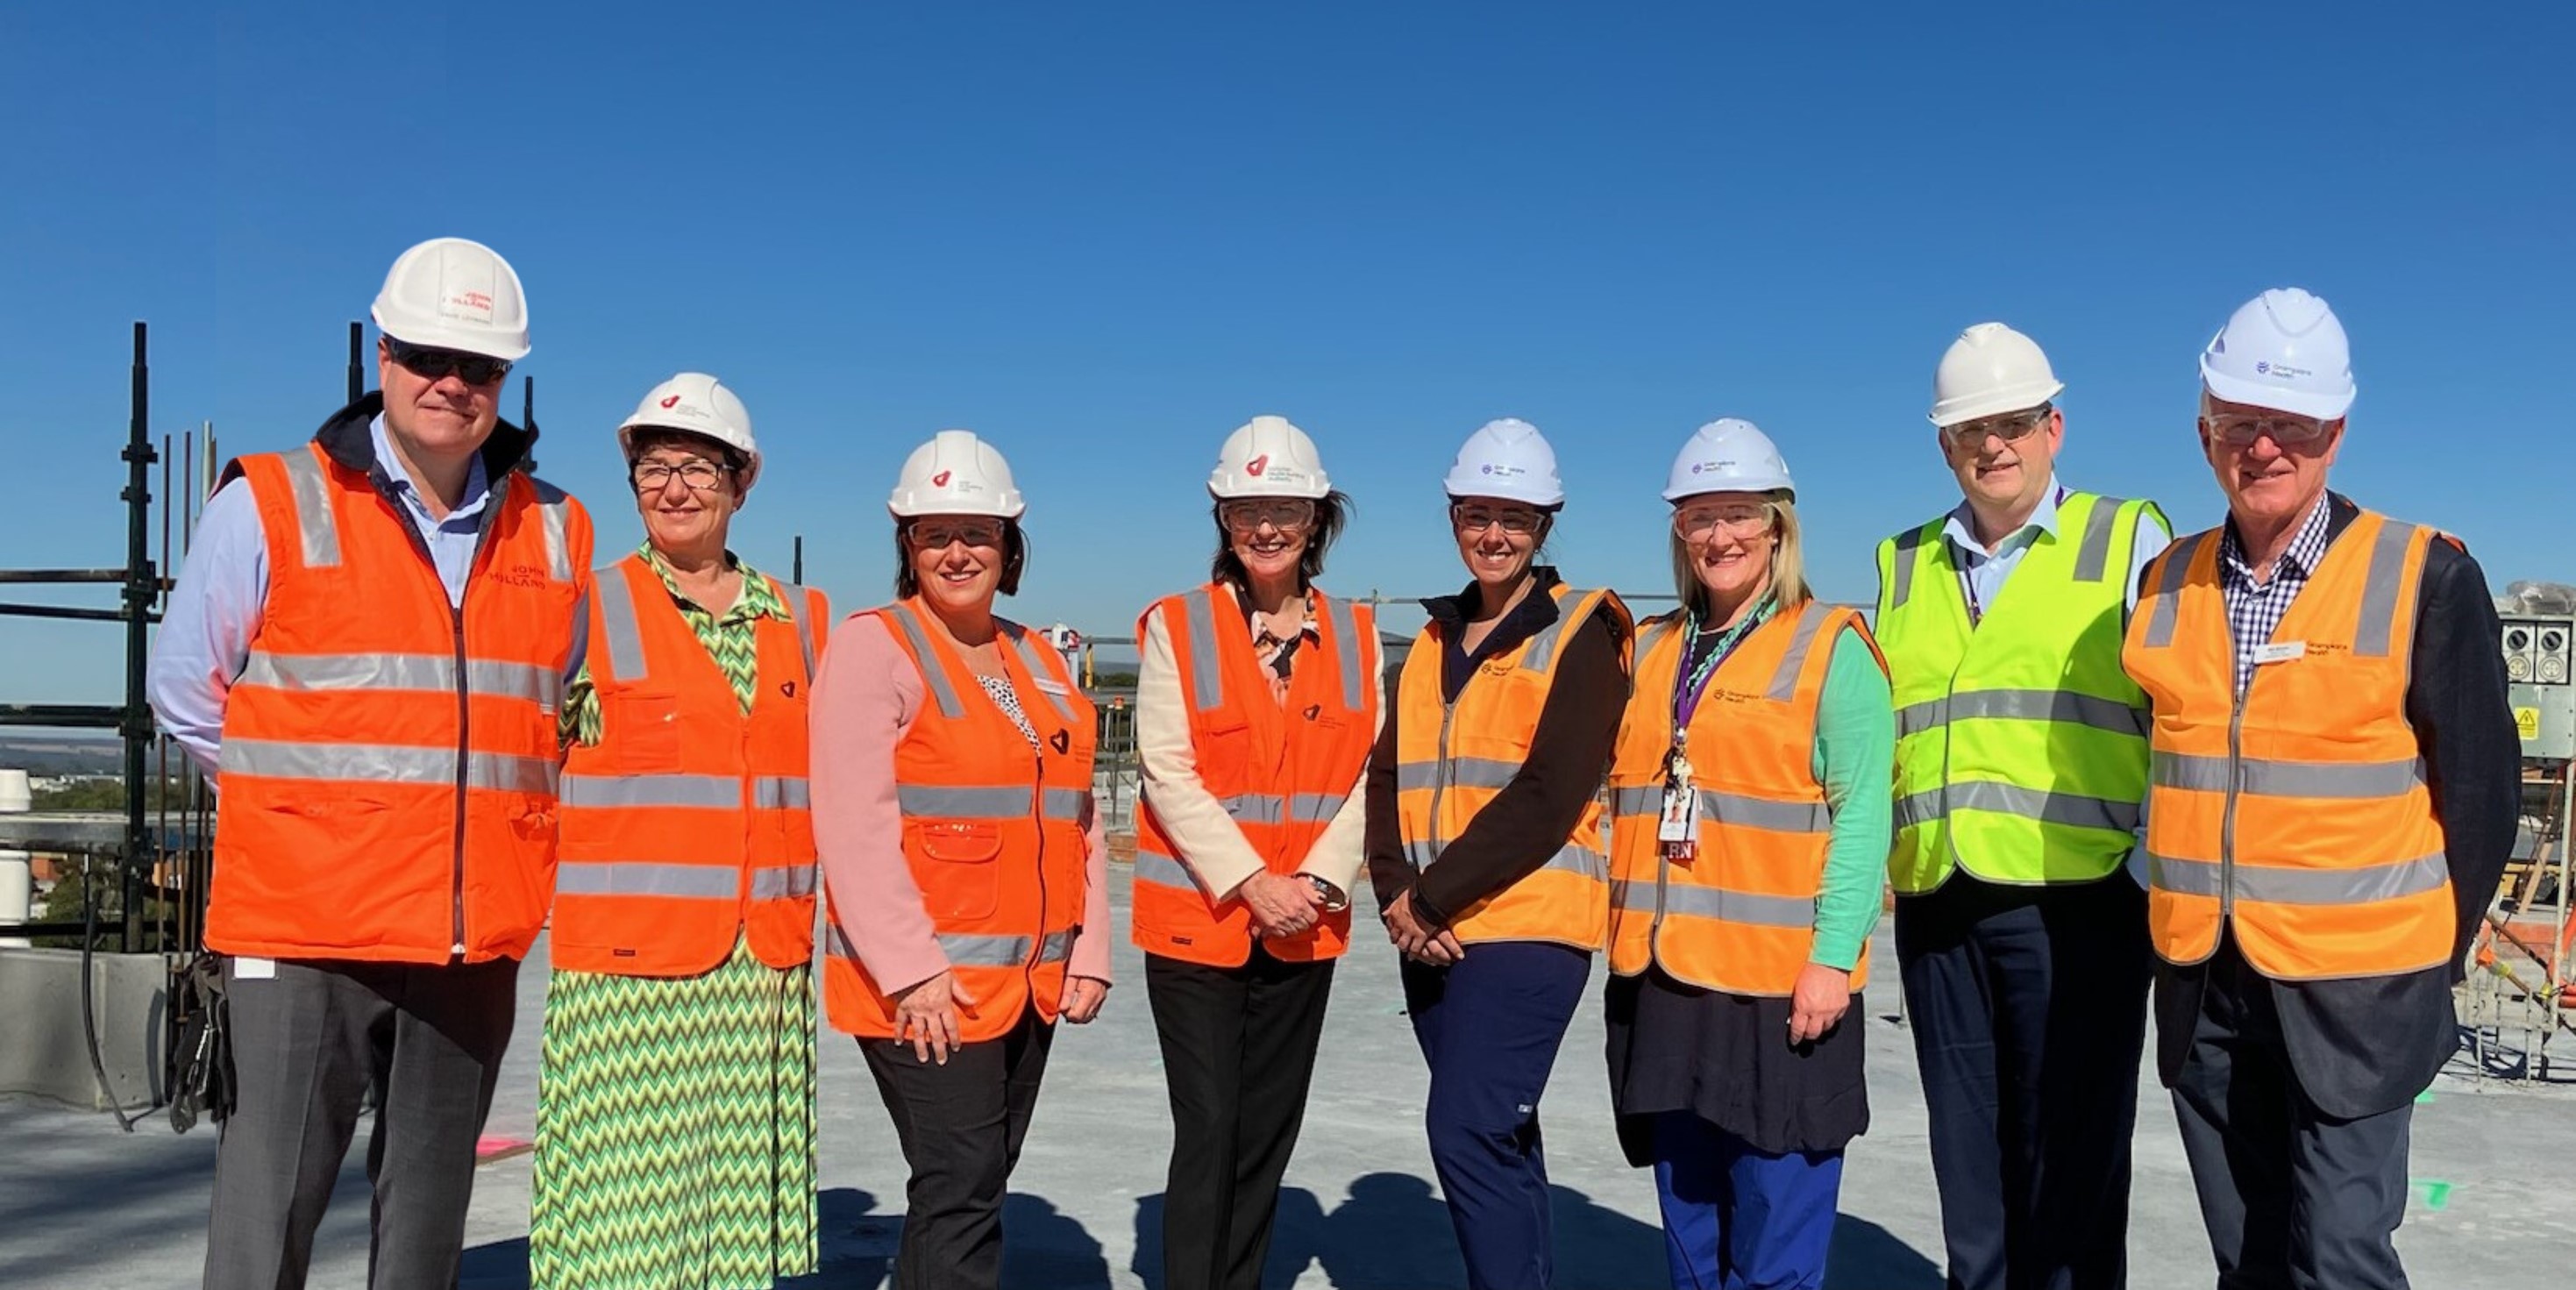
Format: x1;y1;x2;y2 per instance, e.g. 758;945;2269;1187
4;3;2569;702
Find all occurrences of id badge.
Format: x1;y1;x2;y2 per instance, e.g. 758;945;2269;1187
1657;780;1698;857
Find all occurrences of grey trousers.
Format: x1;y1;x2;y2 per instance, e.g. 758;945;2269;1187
203;955;519;1290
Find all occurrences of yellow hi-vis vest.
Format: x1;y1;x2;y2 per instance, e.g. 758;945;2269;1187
1393;584;1632;950
1875;492;2161;894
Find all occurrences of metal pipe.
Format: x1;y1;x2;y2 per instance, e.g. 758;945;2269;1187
0;602;159;624
347;321;364;404
793;535;804;585
0;570;132;584
124;321;159;951
0;704;126;728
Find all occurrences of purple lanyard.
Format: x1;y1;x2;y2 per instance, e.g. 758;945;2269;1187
1671;605;1765;734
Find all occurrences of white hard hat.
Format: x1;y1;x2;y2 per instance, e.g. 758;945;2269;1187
2199;288;2355;421
1442;417;1565;507
1209;415;1331;500
1929;322;2064;428
1663;418;1796;502
889;430;1026;519
371;237;531;361
618;373;759;487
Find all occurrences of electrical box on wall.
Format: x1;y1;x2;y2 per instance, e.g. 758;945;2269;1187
2501;613;2576;762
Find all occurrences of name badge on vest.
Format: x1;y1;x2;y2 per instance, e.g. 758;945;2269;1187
1658;748;1698;859
2249;641;2304;666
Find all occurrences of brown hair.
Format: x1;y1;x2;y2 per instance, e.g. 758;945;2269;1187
893;519;1028;599
1208;489;1353;590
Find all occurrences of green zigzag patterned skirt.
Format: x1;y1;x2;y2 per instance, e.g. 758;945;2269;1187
529;937;820;1289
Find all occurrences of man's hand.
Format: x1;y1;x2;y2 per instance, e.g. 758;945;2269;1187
1240;871;1323;938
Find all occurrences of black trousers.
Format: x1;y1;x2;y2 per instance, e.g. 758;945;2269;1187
1893;872;2151;1290
2168;940;2415;1290
862;1007;1058;1290
1147;947;1337;1290
202;955;520;1290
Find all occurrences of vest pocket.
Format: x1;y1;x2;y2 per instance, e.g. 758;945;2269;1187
913;821;1002;921
607;688;684;772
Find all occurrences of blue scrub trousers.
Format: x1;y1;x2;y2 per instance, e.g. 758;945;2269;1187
1402;941;1591;1290
1651;1110;1843;1290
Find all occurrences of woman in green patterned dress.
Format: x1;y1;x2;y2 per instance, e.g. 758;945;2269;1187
529;374;829;1289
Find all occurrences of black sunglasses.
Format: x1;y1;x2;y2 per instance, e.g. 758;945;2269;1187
386;337;512;386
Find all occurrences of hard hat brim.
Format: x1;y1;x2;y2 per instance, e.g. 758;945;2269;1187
370;307;532;363
2199;364;2353;422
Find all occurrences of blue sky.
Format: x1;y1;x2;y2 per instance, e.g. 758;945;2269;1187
4;3;2569;702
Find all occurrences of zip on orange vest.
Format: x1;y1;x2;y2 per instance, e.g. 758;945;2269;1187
823;600;1099;1043
210;442;590;965
554;552;830;977
1130;583;1379;967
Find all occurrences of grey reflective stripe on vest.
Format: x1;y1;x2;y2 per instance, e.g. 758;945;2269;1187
1610;784;1832;834
554;861;740;898
594;564;648;682
280;449;342;568
217;738;558;794
782;583;818;681
2139;531;2210;649
2071;495;2127;583
2352;520;2421;659
1183;589;1224;712
1637;619;1675;657
1765;602;1832;702
1000;621;1078;725
1396;757;1519;793
896;783;1088;821
749;863;817;900
1329;595;1370;710
938;928;1077;967
537;496;574;583
1886;524;1930;609
1219;790;1348;826
238;652;565;708
1405;837;1604;880
1896;688;2150;740
755;776;810;809
1132;847;1203;894
2147;850;2447;905
1519;589;1597;674
1611;877;1814;929
2151;751;2423;800
560;772;739;809
1892;780;2140;835
885;604;964;719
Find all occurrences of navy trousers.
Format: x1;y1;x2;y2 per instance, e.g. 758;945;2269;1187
1402;941;1592;1290
1651;1110;1843;1290
1893;872;2151;1290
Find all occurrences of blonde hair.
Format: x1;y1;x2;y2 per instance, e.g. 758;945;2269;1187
1669;493;1813;621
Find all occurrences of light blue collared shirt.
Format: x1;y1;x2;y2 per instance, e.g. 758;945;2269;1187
147;414;581;777
1939;476;2172;620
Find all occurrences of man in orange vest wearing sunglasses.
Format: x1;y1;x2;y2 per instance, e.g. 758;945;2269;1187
150;238;592;1289
2124;288;2516;1290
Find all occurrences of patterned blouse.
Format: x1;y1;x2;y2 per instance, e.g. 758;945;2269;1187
561;545;793;746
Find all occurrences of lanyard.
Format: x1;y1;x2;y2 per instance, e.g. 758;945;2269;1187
1952;484;2067;630
1670;597;1772;738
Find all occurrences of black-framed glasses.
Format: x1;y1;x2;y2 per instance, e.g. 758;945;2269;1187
1450;502;1545;535
631;460;729;493
2206;412;2337;449
1941;405;2053;450
908;517;1007;550
1218;498;1316;532
386;337;512;386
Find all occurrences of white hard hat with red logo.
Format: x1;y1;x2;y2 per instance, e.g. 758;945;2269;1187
1209;415;1332;500
371;237;531;361
889;430;1026;519
618;373;759;487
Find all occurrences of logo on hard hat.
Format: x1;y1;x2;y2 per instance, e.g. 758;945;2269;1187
661;394;682;409
1246;454;1270;477
931;470;952;488
1691;463;1704;474
443;289;495;322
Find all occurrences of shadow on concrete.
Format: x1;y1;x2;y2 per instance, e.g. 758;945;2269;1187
466;1187;914;1290
1134;1172;1664;1290
1825;1216;1943;1289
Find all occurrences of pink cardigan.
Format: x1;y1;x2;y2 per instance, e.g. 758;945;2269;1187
810;613;1114;998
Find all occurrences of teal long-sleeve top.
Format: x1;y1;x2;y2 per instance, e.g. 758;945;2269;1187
1677;602;1893;973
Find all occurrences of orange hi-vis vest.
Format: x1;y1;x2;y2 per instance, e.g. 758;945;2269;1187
1394;583;1632;949
2122;509;2458;980
824;599;1099;1042
1131;584;1379;967
552;553;829;977
210;441;589;964
1607;601;1882;995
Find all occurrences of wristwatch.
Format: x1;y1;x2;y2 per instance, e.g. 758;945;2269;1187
1301;875;1350;913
